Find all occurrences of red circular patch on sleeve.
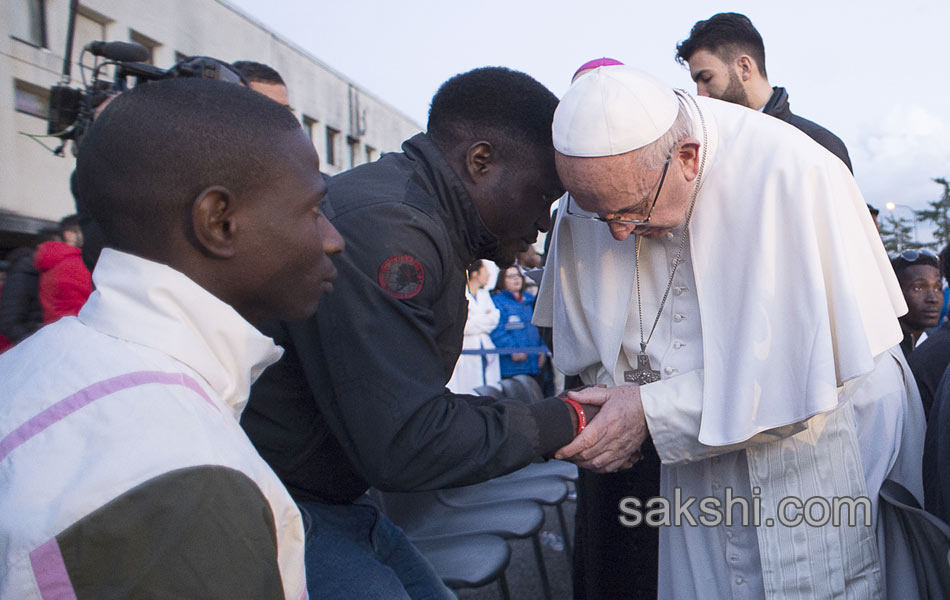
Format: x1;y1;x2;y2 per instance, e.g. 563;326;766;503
378;254;425;299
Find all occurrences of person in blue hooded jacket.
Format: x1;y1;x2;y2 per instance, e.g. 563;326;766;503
490;265;548;382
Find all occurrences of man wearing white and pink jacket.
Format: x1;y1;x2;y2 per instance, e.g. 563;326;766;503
0;77;343;598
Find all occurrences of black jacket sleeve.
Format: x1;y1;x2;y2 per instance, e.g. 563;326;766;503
290;202;575;492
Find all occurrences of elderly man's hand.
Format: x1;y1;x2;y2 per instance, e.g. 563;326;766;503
554;384;648;473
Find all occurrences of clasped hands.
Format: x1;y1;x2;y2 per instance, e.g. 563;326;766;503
556;384;648;473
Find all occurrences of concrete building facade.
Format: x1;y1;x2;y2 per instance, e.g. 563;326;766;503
2;0;422;249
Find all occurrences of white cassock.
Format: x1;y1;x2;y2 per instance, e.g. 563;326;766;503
536;93;925;599
448;286;501;393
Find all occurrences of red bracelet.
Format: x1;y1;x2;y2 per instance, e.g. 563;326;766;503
563;398;586;435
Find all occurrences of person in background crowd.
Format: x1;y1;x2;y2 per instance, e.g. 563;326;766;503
447;259;501;393
515;245;542;296
891;249;942;357
0;78;343;599
0;260;11;353
939;243;950;325
516;245;542;270
34;214;92;324
868;204;881;231
924;363;950;524
908;244;950;417
490;265;548;387
676;12;853;172
0;245;43;346
231;60;291;108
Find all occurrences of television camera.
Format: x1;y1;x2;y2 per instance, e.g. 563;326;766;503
46;39;244;154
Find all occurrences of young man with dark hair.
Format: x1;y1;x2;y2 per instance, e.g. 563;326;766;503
75;61;291;274
891;249;943;356
908;245;950;417
0;78;343;599
243;66;622;598
676;12;853;172
232;60;290;108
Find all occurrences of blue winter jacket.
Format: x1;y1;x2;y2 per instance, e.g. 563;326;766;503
490;290;547;377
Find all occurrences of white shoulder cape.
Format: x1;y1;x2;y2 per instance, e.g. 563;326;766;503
535;94;906;446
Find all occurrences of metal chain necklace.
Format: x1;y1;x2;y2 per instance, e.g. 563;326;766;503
624;92;708;385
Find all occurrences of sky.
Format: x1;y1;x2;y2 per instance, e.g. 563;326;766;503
227;0;949;241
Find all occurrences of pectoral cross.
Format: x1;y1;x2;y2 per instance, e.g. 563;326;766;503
624;345;661;385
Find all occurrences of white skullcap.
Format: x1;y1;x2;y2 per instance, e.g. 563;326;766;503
553;66;678;158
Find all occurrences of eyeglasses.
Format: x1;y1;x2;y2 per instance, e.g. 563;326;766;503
895;248;939;263
564;153;672;226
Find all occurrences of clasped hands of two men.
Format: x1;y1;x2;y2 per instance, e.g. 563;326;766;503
555;384;647;473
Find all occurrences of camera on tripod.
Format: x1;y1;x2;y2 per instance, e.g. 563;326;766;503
46;40;244;153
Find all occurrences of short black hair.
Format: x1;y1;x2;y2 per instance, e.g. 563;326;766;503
59;214;81;233
676;12;767;78
427;67;558;159
467;259;485;278
75;78;302;256
231;61;285;85
891;249;941;279
37;228;63;243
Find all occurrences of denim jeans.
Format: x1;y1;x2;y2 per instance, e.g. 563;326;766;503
298;497;455;599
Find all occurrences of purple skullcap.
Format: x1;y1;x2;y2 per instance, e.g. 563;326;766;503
572;58;625;81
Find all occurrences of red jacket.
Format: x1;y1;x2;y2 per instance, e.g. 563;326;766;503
34;241;92;324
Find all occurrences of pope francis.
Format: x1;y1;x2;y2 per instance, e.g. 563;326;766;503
537;66;927;599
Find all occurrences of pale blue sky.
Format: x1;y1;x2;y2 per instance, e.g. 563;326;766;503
227;0;949;238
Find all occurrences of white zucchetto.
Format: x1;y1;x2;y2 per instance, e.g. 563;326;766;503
553;66;678;158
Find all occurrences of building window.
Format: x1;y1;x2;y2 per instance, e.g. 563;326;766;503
129;30;161;65
73;7;111;72
11;0;47;48
302;116;319;149
325;127;339;166
365;145;377;163
348;137;360;169
14;79;49;119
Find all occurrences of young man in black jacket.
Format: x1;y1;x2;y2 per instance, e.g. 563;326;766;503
242;67;620;599
676;12;853;172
